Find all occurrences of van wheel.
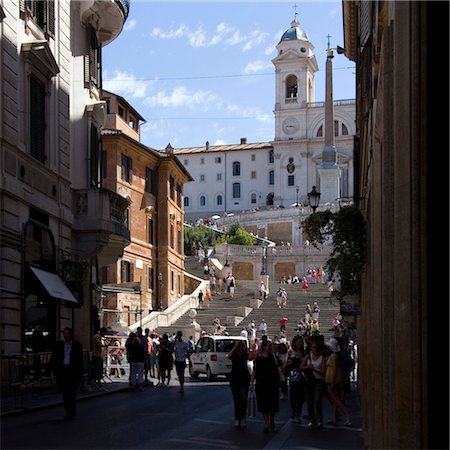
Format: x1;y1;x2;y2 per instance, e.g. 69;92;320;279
189;364;199;379
206;365;215;381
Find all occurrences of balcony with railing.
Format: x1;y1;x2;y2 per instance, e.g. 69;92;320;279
307;99;355;108
80;0;130;45
73;188;130;265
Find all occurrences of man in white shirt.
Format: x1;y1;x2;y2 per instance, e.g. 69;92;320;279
240;328;248;339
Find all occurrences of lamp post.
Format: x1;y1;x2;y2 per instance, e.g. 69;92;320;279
260;244;267;275
158;272;163;311
307;186;321;213
224;236;230;269
296;186;299;207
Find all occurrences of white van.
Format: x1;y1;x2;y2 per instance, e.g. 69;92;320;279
189;335;252;380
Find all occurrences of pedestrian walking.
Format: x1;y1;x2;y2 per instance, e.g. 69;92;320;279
250;340;280;432
227;340;253;427
279;316;288;333
129;336;146;391
173;331;189;393
157;333;174;386
323;338;352;426
283;335;307;423
51;327;84;421
198;290;204;309
88;327;108;387
312;302;320;321
301;340;326;428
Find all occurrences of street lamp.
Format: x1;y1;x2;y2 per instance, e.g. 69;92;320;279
296;186;299;207
158;272;163;311
224;237;230;268
260;244;267;275
307;186;321;213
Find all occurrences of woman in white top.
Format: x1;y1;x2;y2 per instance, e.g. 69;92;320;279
301;341;326;429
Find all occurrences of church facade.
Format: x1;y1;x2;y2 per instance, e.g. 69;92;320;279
170;18;355;223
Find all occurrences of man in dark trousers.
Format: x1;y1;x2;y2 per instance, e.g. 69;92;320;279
52;327;84;421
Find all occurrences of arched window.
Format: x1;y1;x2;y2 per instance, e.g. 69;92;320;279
232;161;240;176
232;183;240;198
342;123;349;135
217;195;223;206
251;193;257;204
266;193;274;206
269;170;274;185
286;75;298;99
184;196;190;208
316;125;323;137
269;149;274;164
200;195;206;207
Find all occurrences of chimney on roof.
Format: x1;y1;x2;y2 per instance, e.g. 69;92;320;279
240;137;247;144
165;143;173;154
205;141;209;150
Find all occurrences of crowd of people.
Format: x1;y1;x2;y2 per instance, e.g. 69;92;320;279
228;332;356;431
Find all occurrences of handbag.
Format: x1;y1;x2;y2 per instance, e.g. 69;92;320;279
247;389;256;417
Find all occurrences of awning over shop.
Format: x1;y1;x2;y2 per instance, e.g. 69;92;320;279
210;258;223;271
29;266;78;303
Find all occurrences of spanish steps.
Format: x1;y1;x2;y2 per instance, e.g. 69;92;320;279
154;256;340;343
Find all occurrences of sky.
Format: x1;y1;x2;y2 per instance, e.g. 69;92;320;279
102;0;355;151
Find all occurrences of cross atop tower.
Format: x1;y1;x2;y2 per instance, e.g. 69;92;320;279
326;33;332;50
294;3;298;19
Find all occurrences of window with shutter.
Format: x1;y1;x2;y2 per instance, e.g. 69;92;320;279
85;27;101;89
22;0;55;38
30;75;46;163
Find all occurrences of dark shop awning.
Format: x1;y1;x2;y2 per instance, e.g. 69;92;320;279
29;266;78;303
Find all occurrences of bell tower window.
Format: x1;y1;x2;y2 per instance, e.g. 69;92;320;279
286;75;298;103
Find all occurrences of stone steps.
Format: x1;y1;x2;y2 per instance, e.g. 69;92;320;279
155;274;339;342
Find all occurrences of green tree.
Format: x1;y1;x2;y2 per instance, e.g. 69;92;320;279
184;225;218;255
302;205;366;294
215;221;257;246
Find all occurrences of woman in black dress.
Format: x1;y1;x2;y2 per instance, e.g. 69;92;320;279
250;340;280;432
227;340;253;427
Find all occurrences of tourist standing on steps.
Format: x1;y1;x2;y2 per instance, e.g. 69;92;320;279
227;273;236;298
173;331;189;393
228;340;253;427
259;319;268;337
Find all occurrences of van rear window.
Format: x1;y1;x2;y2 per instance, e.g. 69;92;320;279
216;340;245;352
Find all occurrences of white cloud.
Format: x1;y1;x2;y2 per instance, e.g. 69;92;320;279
151;25;188;39
124;19;136;32
243;60;272;74
242;31;269;52
149;22;268;51
188;27;208;47
264;45;275;56
103;70;148;99
226;30;246;46
144;86;217;111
